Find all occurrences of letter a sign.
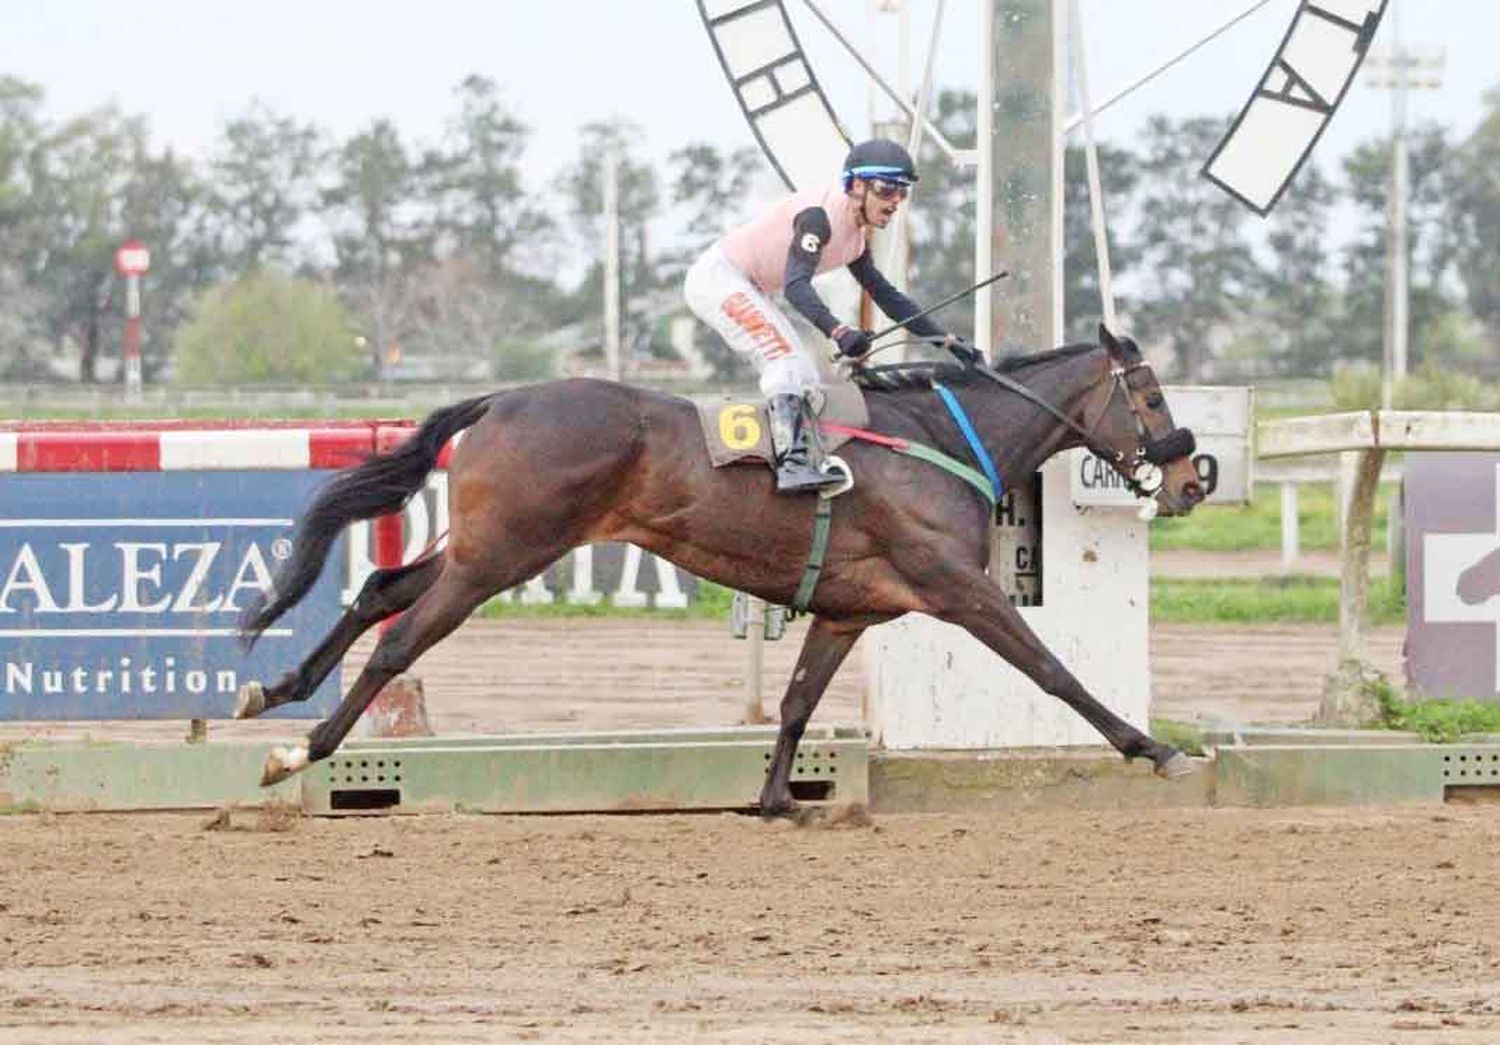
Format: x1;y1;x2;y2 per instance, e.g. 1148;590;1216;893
1203;1;1386;215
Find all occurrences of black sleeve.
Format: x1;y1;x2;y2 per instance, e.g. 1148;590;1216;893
847;249;945;339
782;207;843;337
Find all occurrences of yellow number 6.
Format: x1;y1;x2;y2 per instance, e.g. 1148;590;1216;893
718;403;762;450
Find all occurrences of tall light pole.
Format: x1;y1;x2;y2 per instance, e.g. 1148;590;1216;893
1363;5;1444;408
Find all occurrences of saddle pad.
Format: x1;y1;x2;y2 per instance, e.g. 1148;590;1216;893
696;383;868;468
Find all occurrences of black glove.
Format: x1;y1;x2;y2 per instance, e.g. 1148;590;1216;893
943;334;983;366
832;325;874;360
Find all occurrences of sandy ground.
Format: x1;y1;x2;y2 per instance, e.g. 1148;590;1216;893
2;805;1497;1043
0;553;1444;1042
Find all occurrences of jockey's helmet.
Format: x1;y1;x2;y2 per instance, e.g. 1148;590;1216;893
841;139;919;192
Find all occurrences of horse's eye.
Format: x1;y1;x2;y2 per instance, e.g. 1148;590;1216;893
1145;394;1165;411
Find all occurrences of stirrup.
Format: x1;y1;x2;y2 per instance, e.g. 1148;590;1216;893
818;454;854;500
776;460;842;494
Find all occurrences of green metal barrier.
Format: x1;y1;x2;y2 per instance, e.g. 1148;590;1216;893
0;725;869;814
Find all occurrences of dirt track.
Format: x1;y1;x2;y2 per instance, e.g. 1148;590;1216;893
0;561;1440;1042
3;804;1497;1043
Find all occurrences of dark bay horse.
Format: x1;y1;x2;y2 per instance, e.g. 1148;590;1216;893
238;325;1205;813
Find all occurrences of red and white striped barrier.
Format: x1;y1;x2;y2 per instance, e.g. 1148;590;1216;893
0;420;421;473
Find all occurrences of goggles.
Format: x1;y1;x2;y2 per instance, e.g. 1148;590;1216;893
863;178;910;201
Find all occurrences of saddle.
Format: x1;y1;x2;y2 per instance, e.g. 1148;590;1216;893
695;383;868;469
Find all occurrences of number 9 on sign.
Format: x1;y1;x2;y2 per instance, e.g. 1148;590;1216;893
718;404;762;450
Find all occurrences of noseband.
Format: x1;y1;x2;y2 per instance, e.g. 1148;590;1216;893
976;357;1195;499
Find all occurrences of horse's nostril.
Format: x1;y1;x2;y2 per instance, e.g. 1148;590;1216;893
1183;481;1205;505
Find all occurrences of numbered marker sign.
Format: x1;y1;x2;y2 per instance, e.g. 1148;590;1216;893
1070;386;1254;508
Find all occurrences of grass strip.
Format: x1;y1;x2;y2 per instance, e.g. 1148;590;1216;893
1150;575;1405;625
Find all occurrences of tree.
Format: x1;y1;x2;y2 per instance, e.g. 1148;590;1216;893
428;75;550;280
1337;125;1462;369
24;105;154;383
323;118;431;376
907;89;978;340
665;141;765;266
561;119;662;299
1062;141;1141;343
173;272;361;384
1257;160;1338;376
0;77;48;375
1451;87;1500;348
1132;115;1260;380
206;102;323;272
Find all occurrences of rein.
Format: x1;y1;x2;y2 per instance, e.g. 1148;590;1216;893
972;361;1193;499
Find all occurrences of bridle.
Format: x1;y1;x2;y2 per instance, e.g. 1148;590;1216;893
974;354;1195;500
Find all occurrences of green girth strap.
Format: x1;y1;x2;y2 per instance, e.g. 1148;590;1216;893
818;421;996;508
896;442;997;507
792;497;833;613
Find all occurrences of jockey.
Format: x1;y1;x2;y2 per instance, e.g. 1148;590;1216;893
685;138;969;494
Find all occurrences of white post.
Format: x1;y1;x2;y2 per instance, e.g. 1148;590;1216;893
1066;0;1116;329
603;148;622;382
567;544;602;605
742;595;770;724
1386;104;1409;406
973;0;994;358
1280;482;1300;574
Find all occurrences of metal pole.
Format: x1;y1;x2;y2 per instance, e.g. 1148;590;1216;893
974;0;994;359
1384;24;1411;408
801;0;964;163
603;148;622;382
1062;0;1274;132
1066;0;1116;329
883;0;946;280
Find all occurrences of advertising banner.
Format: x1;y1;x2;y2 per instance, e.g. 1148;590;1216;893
0;471;343;719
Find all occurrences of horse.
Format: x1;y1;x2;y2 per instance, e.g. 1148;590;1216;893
237;324;1205;815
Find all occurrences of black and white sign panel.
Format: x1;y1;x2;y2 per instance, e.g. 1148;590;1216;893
1070;386;1254;507
1202;0;1385;215
698;0;849;191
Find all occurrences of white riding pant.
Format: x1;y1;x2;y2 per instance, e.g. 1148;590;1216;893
684;245;821;398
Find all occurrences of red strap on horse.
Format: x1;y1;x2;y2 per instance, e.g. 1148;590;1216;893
819;421;908;451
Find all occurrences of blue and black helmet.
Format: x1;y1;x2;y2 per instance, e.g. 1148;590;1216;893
841;139;919;192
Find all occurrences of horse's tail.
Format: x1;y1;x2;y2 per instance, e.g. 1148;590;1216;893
239;393;494;648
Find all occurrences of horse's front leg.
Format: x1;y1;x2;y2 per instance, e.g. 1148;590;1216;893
932;571;1193;778
759;615;864;818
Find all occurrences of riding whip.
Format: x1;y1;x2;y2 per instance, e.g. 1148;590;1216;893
870;270;1010;342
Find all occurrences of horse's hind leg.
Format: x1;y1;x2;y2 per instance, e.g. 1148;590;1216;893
235;555;442;719
759;616;864;818
260;559;500;785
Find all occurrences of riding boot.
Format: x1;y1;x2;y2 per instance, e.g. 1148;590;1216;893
767;393;841;494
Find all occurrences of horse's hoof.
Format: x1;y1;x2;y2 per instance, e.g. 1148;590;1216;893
1154;751;1197;779
261;744;309;787
758;796;800;821
235;681;266;720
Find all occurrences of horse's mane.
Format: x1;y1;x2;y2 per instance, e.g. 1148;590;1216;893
851;341;1097;393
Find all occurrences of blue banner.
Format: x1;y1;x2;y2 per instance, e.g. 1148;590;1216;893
0;471;343;720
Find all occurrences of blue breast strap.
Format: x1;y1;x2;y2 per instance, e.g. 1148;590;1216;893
934;383;1004;501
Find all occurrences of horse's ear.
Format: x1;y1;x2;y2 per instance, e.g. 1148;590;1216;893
1099;323;1124;359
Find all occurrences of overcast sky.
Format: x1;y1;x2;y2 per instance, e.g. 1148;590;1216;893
3;1;1494;217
